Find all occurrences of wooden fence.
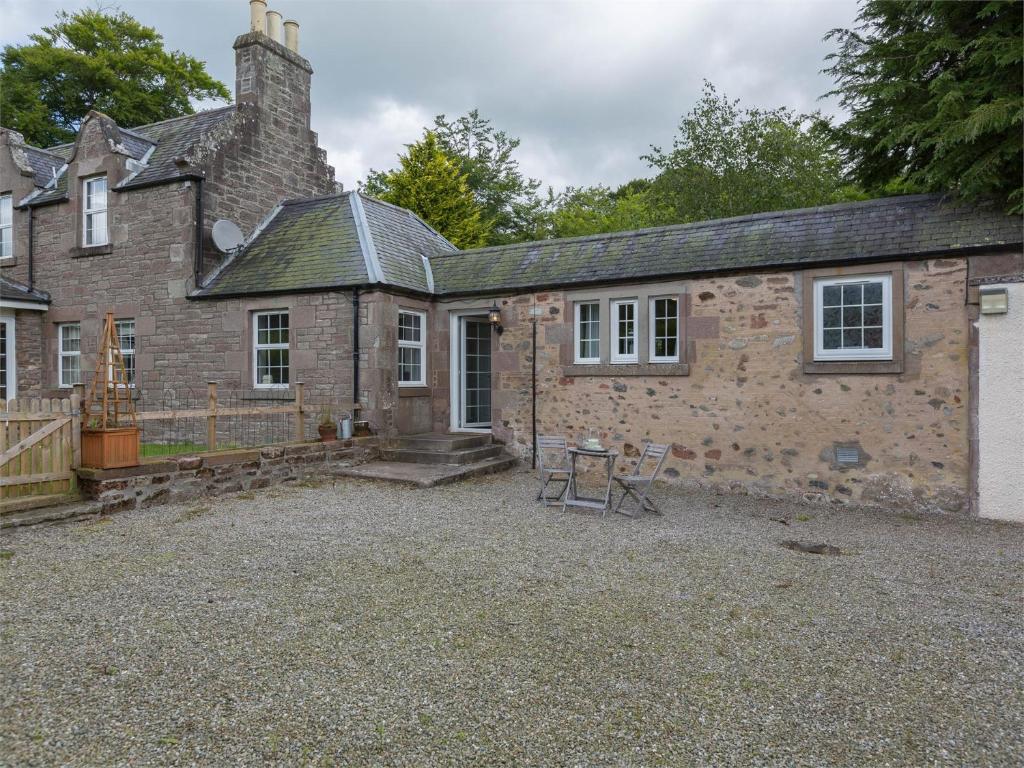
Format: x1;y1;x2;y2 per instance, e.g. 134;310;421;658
1;396;81;511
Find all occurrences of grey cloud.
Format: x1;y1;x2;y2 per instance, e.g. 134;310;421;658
1;0;859;190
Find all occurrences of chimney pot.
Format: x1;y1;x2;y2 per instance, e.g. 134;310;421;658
284;20;299;53
249;0;267;34
266;10;284;44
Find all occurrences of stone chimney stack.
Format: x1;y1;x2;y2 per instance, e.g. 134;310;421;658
284;20;300;53
249;0;266;33
234;0;313;129
265;10;283;44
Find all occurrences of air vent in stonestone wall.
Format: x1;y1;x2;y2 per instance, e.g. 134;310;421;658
834;445;861;466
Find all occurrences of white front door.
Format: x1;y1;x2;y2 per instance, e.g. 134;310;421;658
0;314;14;401
449;313;492;431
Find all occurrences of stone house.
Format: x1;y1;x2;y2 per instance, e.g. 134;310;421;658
2;2;1022;520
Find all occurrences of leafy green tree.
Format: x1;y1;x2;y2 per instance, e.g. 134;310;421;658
366;110;547;245
825;0;1023;211
365;132;488;249
547;181;657;239
0;9;230;148
642;82;859;224
431;110;547;244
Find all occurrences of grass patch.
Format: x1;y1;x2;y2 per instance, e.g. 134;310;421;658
141;442;241;458
141;442;207;458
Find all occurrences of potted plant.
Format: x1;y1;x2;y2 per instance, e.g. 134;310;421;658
81;312;140;469
317;406;337;442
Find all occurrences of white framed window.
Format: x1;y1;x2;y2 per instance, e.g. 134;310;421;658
813;274;893;361
574;301;600;364
650;296;680;363
108;319;136;388
1;314;15;400
58;322;82;388
0;193;12;260
398;309;427;387
82;175;108;246
253;310;289;388
610;299;638;364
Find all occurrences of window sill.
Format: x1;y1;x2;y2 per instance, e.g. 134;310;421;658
72;244;113;258
803;358;903;375
0;258;18;267
563;362;690;377
399;386;430;397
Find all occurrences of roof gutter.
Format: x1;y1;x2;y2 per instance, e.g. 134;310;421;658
193;178;204;288
114;172;203;194
27;205;34;292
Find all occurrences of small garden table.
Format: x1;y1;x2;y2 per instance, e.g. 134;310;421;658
562;446;619;515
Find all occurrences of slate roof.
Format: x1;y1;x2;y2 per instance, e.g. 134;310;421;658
199;194;367;296
19;145;66;188
198;191;455;298
430;194;1024;296
0;275;50;305
24;106;236;206
117;106;235;189
360;195;457;292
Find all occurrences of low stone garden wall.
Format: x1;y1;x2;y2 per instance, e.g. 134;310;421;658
77;438;378;514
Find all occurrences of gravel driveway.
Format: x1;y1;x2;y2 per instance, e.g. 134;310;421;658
2;470;1022;766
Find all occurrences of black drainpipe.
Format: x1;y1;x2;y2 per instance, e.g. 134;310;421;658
27;205;34;291
192;179;204;287
531;317;537;469
352;288;360;413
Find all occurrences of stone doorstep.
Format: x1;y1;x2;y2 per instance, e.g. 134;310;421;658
337;454;518;488
1;498;104;529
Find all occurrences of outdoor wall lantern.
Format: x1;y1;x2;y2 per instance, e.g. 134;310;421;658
979;287;1009;315
488;302;505;335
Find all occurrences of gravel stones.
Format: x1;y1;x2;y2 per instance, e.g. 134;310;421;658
1;470;1022;766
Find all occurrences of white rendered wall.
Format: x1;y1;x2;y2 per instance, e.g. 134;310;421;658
977;282;1024;522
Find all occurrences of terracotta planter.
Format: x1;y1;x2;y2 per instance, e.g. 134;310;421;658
318;424;338;442
81;427;141;469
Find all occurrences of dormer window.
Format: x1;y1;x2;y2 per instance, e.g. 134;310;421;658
0;193;12;259
82;176;108;247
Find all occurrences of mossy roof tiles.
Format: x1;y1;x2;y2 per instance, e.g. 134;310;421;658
360;195;457;292
429;194;1023;295
198;194;368;297
199;193;1021;299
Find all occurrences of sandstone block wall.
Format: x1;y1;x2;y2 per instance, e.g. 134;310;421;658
1;29;340;411
441;258;973;514
77;439;377;514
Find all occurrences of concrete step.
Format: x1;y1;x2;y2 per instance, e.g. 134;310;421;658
1;497;103;529
380;444;504;465
337;453;517;488
1;492;83;516
391;433;492;452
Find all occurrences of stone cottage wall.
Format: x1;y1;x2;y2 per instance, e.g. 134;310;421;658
1;27;338;411
449;257;973;514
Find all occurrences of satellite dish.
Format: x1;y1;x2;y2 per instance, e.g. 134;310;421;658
212;219;244;253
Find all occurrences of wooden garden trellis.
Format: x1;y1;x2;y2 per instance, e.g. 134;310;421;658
84;311;136;430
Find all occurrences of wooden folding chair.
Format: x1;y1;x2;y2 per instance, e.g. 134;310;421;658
536;435;572;506
613;442;669;517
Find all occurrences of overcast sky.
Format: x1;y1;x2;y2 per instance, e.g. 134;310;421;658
1;0;860;191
